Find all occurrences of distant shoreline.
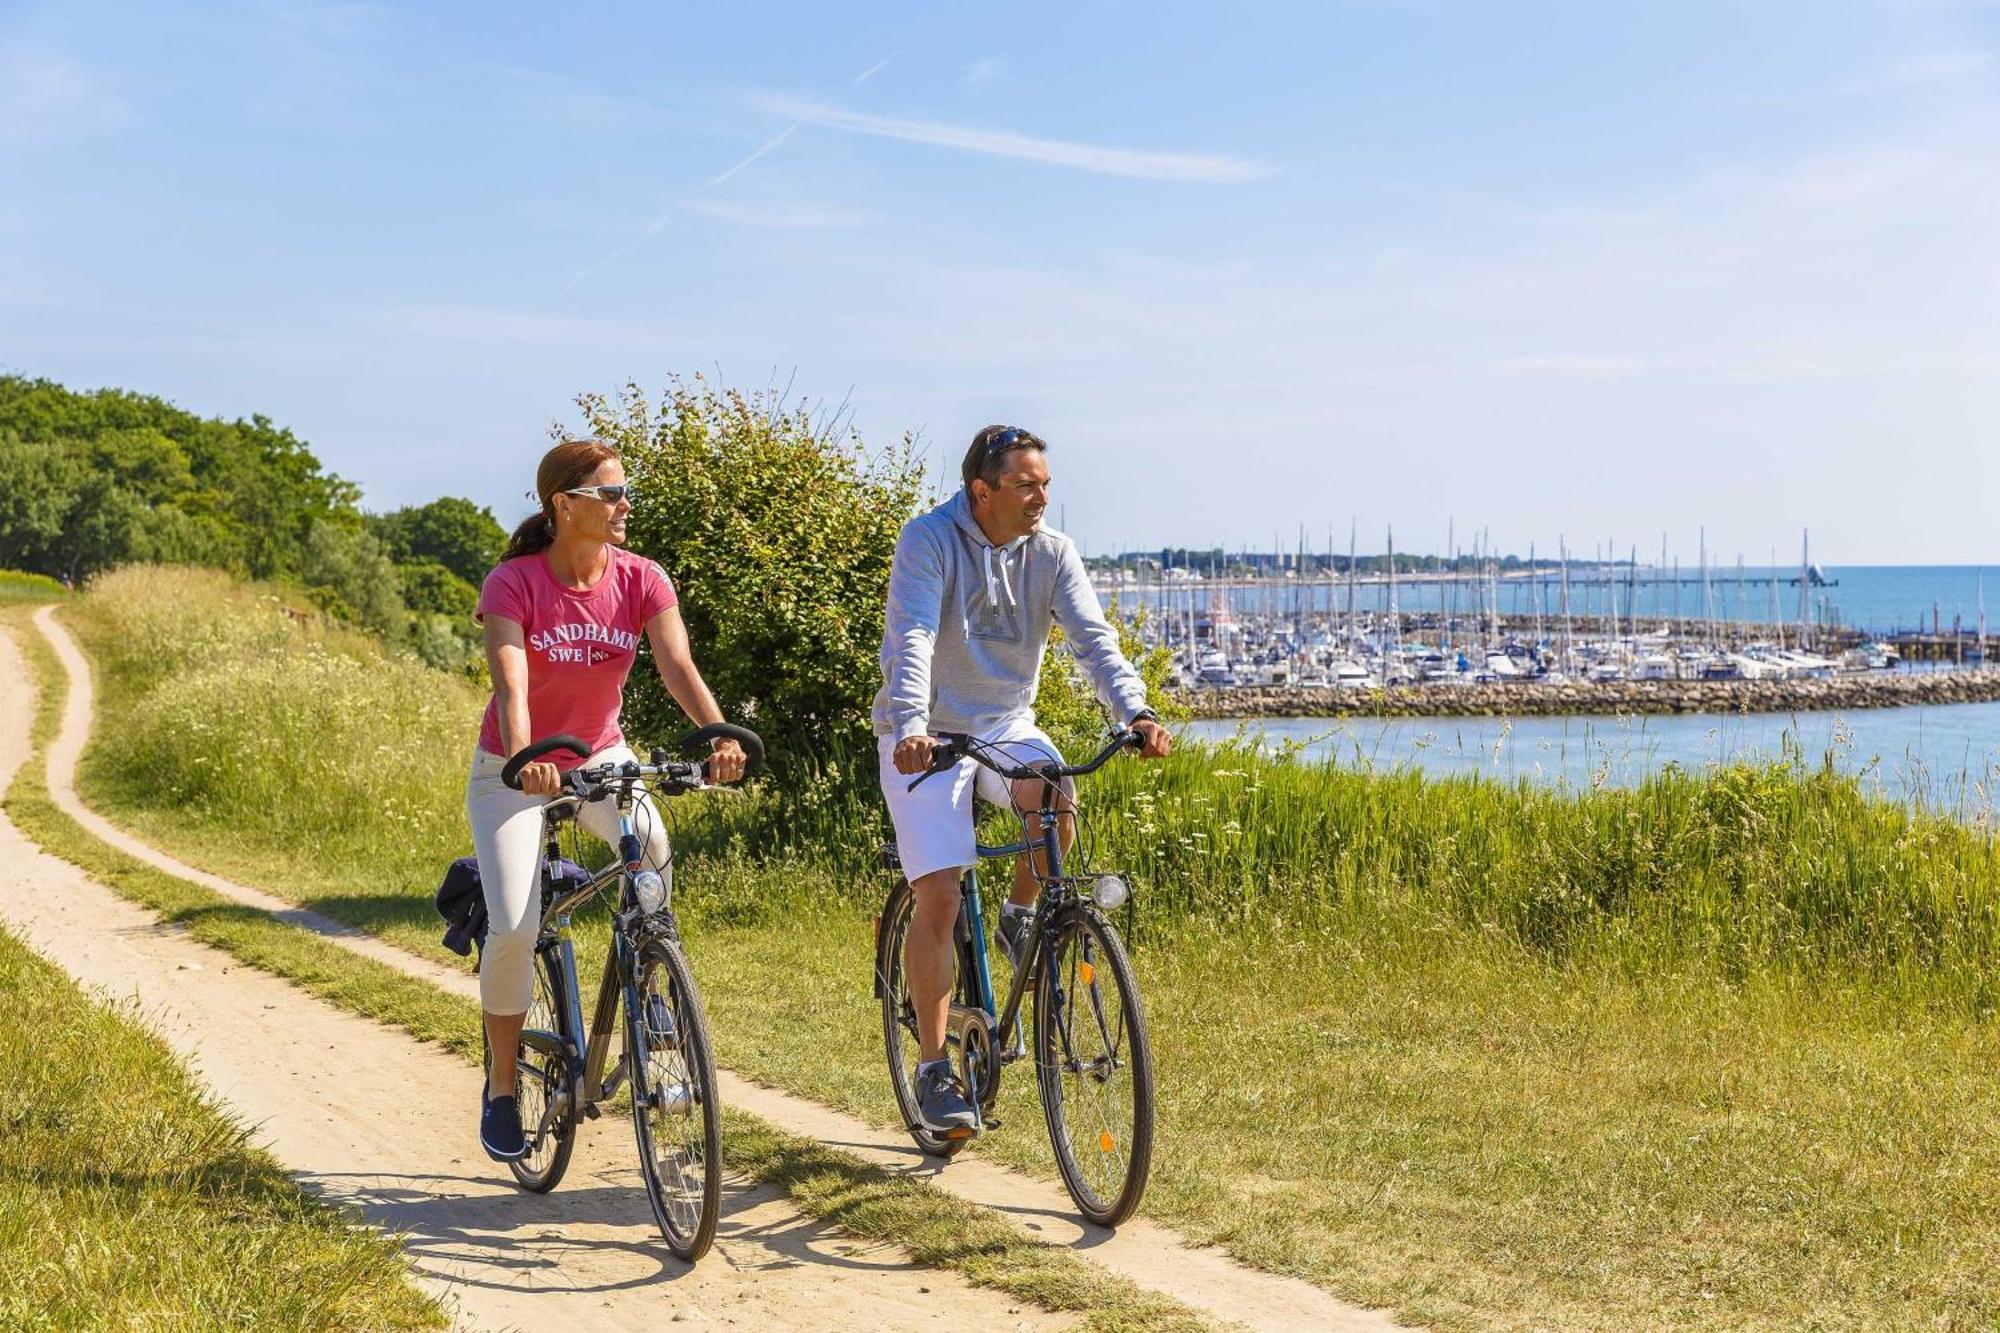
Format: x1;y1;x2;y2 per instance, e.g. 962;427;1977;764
1171;669;2000;719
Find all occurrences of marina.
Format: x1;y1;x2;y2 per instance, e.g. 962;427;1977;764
1088;535;1995;704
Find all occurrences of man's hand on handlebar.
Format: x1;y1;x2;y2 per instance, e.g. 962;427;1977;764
1132;717;1172;761
517;759;564;796
707;737;748;784
893;734;940;776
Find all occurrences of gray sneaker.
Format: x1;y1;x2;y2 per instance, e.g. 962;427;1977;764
915;1062;978;1137
995;908;1032;973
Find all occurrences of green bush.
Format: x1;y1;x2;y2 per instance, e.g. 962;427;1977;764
578;376;926;775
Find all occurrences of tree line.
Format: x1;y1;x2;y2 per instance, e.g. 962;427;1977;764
0;376;503;670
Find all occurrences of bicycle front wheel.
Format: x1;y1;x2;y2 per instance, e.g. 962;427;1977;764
627;935;722;1260
1034;909;1154;1227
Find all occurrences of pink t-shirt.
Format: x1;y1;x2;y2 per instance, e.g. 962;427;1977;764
476;546;678;769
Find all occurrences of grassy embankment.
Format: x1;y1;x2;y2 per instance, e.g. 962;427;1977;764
0;590;1213;1333
0;571;67;603
0;926;443;1329
46;566;2000;1331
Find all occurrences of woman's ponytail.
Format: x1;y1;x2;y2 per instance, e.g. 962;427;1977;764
500;511;556;562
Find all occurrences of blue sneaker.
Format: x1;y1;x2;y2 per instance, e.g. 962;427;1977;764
481;1088;527;1161
915;1062;978;1138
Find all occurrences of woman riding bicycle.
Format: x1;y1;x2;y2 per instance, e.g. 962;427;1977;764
467;438;746;1162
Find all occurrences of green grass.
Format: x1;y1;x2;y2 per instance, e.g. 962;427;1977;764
0;570;67;603
45;564;2000;1329
0;596;1216;1333
0;922;444;1330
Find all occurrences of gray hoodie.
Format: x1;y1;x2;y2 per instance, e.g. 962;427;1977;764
872;489;1151;743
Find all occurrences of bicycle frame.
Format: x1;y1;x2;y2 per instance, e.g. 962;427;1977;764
520;787;668;1124
957;774;1081;1061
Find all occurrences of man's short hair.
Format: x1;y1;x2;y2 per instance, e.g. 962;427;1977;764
962;425;1048;489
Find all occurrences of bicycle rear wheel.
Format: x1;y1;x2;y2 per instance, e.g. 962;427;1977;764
627;935;722;1260
876;879;970;1159
1034;908;1154;1227
491;945;576;1193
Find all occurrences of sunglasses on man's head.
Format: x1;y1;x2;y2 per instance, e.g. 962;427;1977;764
562;484;633;504
970;428;1025;478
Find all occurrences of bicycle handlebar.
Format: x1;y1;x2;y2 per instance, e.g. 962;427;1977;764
500;722;766;792
907;727;1141;793
501;734;593;788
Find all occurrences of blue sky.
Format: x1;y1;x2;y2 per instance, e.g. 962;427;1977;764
5;1;1998;564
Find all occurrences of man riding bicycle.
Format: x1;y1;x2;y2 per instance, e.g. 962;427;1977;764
873;424;1171;1138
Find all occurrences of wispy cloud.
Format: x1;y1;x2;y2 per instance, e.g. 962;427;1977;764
685;198;877;230
747;93;1272;183
853;54;895;86
0;48;133;147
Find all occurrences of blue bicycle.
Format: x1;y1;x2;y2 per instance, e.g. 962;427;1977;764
873;728;1156;1227
494;721;761;1261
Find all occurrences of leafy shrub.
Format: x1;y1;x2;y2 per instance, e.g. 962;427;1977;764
577;376;926;775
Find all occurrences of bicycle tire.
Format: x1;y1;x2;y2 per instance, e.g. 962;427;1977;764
1034;908;1154;1227
494;945;576;1193
627;935;723;1260
876;879;969;1159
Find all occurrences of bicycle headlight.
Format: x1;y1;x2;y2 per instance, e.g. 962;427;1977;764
632;869;669;914
1094;874;1130;911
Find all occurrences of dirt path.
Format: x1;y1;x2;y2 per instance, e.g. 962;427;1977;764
0;621;1068;1333
20;605;1404;1333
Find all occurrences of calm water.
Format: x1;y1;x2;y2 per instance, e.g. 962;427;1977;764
1184;699;2000;816
1117;564;1995;638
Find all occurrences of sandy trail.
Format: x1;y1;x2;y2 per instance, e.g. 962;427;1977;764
0;620;1066;1333
19;604;1404;1333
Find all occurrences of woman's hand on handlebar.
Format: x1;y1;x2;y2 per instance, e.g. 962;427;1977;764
516;759;563;797
707;737;748;784
1132;717;1172;760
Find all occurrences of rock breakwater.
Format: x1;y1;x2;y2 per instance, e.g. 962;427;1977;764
1175;670;2000;720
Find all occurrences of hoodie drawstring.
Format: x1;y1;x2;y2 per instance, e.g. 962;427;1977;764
982;543;1017;611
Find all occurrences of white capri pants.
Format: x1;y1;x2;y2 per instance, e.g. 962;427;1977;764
465;743;672;1015
877;720;1072;884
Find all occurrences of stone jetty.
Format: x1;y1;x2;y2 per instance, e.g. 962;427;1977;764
1175;670;2000;720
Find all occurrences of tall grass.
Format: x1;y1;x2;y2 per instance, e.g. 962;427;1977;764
85;567;479;899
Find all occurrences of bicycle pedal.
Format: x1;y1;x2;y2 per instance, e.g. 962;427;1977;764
582;1102;602;1120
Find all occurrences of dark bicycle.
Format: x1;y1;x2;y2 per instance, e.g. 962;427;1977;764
873;727;1156;1227
491;721;762;1262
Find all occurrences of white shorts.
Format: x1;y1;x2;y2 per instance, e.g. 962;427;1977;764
877;720;1070;883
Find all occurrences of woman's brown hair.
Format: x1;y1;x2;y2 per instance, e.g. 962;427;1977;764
500;438;621;562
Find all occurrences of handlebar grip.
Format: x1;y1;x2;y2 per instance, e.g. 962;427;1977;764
500;734;593;790
676;722;765;775
904;734;968;792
